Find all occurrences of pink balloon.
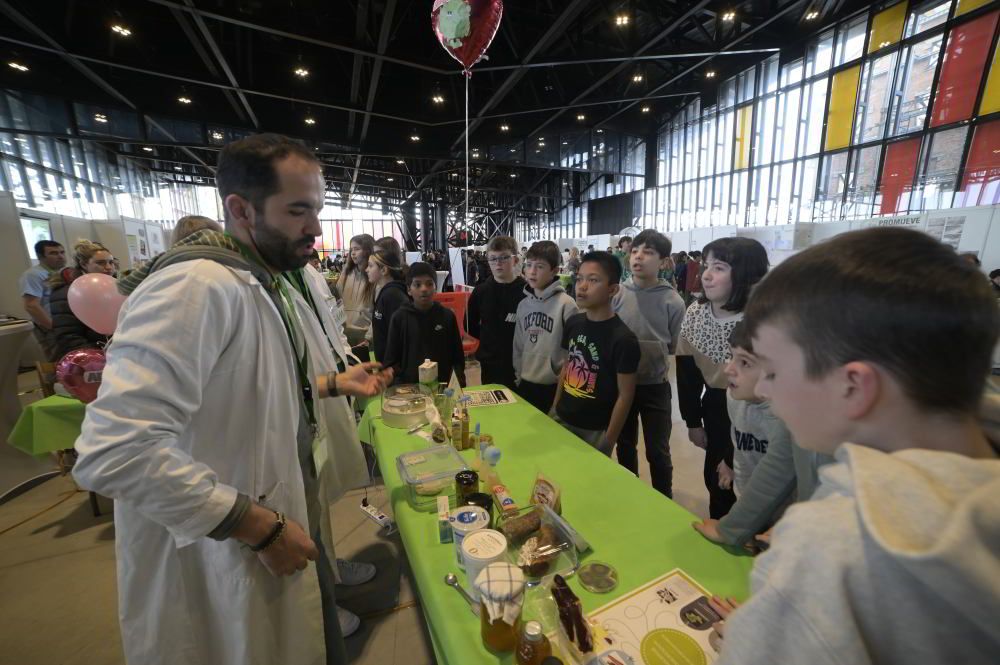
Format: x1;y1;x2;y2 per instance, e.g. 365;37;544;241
431;0;503;74
56;348;106;404
67;273;126;335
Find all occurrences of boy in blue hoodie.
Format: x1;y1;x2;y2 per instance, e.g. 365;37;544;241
513;240;578;412
613;229;686;498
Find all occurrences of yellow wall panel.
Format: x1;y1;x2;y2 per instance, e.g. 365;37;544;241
981;43;1000;116
957;0;993;17
868;2;908;53
735;105;753;169
825;65;862;151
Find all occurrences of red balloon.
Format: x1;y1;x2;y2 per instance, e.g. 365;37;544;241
56;348;106;404
431;0;503;73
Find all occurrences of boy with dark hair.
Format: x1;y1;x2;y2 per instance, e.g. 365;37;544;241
468;235;526;389
383;262;466;387
615;236;633;281
553;251;640;454
613;229;685;497
513;240;579;411
714;228;1000;665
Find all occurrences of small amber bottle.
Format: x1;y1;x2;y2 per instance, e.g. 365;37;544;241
515;621;552;665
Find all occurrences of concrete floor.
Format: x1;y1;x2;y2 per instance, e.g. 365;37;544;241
1;361;711;664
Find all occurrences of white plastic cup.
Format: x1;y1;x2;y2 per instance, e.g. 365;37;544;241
461;529;508;601
450;505;489;569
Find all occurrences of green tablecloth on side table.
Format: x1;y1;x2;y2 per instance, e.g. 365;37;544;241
8;395;86;457
358;385;753;665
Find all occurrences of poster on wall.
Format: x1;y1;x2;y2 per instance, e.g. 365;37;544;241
146;225;165;255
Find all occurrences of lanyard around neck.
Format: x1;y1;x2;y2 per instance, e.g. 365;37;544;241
226;234;317;429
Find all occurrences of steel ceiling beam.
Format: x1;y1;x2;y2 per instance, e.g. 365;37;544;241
468;47;781;72
181;0;259;128
596;0;808;127
167;5;250;124
0;1;212;171
0;35;435;127
526;0;713;139
348;0;397;203
346;0;372;139
145;0;450;75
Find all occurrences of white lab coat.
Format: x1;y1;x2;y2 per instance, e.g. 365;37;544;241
73;259;359;665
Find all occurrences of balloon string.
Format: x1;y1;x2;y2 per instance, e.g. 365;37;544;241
464;71;469;241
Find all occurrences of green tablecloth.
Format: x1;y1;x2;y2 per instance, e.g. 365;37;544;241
7;395;86;457
359;385;753;664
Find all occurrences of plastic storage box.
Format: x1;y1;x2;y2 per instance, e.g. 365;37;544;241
395;445;469;512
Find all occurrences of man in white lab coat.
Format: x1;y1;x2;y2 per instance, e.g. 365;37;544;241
73;134;391;665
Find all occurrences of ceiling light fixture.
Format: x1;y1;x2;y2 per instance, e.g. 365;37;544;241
142;146;154;152
211;131;224;140
178;96;192;104
305;117;316;125
94;113;108;123
432;94;445;104
576;114;586;121
500;123;510;132
8;61;28;72
410;134;420;141
396;159;405;164
706;70;717;78
722;11;736;22
804;10;820;20
387;177;394;182
111;24;132;37
641;106;651;113
509;173;517;178
615;14;630;26
294;67;310;78
632;74;643;82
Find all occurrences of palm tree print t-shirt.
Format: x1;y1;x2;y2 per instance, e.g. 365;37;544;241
556;313;640;431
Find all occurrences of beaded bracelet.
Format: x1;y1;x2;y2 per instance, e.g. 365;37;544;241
250;511;287;553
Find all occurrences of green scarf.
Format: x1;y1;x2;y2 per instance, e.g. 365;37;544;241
117;229;274;296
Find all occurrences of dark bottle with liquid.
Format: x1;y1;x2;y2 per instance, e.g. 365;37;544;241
515;621;552;665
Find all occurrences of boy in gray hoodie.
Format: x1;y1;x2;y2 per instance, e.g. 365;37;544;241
692;323;833;549
711;228;1000;665
612;229;686;497
513;241;579;412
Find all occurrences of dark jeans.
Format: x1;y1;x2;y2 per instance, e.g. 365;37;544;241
516;380;557;414
616;382;673;498
480;359;517;391
701;387;737;519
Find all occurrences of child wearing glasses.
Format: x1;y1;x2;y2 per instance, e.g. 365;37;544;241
468;236;527;390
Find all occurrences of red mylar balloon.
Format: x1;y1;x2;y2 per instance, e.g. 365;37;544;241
431;0;503;74
56;348;106;404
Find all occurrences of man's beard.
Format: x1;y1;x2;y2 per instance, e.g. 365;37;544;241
251;214;314;272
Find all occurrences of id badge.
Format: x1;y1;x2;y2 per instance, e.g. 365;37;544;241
311;418;330;472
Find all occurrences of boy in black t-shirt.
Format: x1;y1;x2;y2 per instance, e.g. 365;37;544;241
552;251;640;455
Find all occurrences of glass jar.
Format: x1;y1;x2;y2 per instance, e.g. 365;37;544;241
476;562;525;654
480;600;519;653
515;621;552;665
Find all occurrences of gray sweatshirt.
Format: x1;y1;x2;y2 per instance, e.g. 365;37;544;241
612;278;686;385
512;279;578;385
717;405;833;546
717;395;1000;665
726;397;795;497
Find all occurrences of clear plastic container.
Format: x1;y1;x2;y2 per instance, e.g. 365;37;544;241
499;506;578;586
395;445;469;512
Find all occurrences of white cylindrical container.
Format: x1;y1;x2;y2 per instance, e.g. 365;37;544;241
460;529;508;601
450;505;489;569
